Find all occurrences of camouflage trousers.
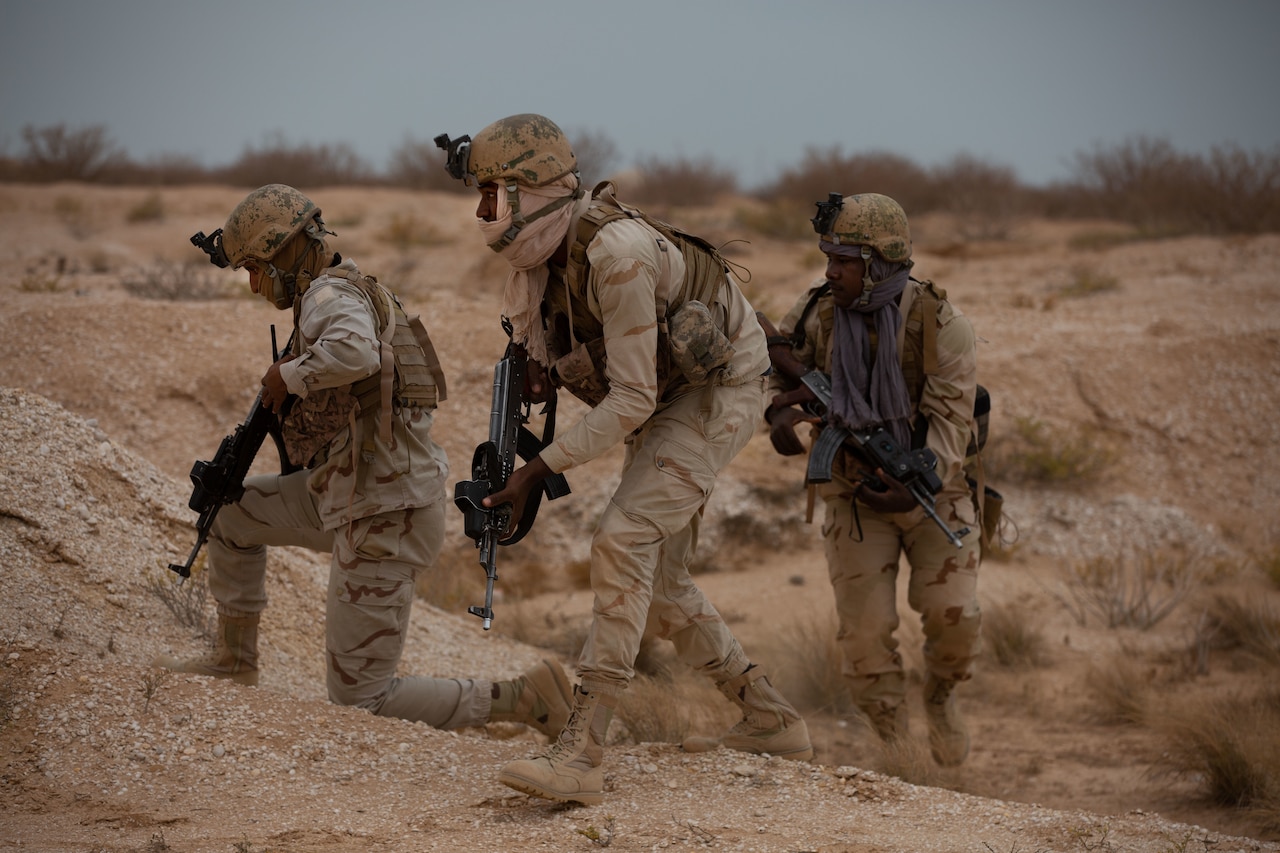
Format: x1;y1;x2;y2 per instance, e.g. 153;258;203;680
577;376;768;696
821;489;982;713
207;470;492;728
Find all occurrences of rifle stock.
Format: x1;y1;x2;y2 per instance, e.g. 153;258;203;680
453;338;570;630
756;311;968;548
168;328;298;583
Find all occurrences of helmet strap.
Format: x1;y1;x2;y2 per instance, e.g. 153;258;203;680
486;179;583;252
856;246;876;308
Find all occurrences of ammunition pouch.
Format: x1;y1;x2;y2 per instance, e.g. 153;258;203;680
280;385;358;468
668;299;734;383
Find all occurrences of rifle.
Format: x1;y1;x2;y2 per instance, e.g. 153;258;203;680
756;311;969;548
167;326;299;582
452;323;571;629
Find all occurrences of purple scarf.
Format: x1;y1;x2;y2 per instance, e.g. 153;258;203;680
829;254;913;449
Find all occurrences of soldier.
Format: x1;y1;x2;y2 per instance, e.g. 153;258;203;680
436;114;812;805
764;192;981;766
154;184;572;737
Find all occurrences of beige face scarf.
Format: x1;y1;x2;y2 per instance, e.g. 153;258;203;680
477;174;580;366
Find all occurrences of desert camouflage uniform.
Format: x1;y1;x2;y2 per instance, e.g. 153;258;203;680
207;259;494;728
539;211;772;696
771;278;982;718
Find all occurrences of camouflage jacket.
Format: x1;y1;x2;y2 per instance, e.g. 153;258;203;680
539;209;770;474
278;258;449;528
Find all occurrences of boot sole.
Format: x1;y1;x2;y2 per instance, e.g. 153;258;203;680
498;769;603;806
152;657;258;686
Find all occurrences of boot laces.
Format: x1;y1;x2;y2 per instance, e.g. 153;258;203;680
546;705;588;761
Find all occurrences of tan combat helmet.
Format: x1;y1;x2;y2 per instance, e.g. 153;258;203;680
221;184;326;270
811;192;912;264
435;114;582;252
436;113;577;189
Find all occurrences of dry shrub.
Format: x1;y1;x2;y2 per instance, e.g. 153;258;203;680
1052;550;1199;630
994;416;1115;485
144;562;215;643
54;194;94;239
218;133;374;188
386;137;468;194
930;153;1026;240
378;212;449;249
18;122;126;182
981;601;1048;669
1068;135;1280;235
758;146;934;213
871;731;947;788
732;199;814;241
1053;265;1120;300
629;154;738;207
120;259;237;301
126;191;166;224
1153;689;1280;827
20;256;67;293
1080;651;1151;725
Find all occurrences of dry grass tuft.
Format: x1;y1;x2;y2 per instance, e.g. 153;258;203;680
1080;651;1151;725
871;729;947;789
1152;689;1280;828
981;601;1049;669
765;613;851;716
613;672;704;746
1198;594;1280;668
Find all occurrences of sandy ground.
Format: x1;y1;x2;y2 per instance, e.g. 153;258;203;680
1;183;1278;852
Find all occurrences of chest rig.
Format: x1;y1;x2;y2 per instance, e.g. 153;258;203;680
543;182;733;407
281;266;447;467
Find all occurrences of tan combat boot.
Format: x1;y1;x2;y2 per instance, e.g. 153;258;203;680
498;685;616;805
682;664;814;761
153;613;260;686
859;699;910;743
924;674;970;766
489;658;574;737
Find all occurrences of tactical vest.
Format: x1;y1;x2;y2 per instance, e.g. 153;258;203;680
545;182;733;407
792;278;1000;551
791;278;986;454
280;265;447;467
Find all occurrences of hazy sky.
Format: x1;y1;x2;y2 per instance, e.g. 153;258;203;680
3;0;1278;189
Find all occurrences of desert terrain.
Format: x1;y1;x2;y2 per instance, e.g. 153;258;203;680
0;182;1278;853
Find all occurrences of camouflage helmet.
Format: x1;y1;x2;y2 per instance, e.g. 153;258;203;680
221;184;325;270
811;192;912;264
466;113;577;188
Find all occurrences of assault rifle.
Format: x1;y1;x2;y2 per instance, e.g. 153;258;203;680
167;327;299;582
453;323;570;629
756;311;968;548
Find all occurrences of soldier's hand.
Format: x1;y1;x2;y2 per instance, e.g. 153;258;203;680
484;456;551;539
260;354;296;414
854;468;917;514
525;359;554;404
769;407;819;456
